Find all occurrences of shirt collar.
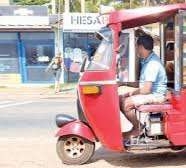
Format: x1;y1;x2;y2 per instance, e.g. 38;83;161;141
141;51;154;65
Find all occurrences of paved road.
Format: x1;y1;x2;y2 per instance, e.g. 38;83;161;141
0;98;77;137
1;97;186;168
0;98;77;168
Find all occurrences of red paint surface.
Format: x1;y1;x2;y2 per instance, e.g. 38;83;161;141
78;84;124;151
109;4;186;29
56;120;96;142
165;90;186;145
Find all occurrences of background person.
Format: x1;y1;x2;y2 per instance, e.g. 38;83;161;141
120;34;167;139
46;53;63;93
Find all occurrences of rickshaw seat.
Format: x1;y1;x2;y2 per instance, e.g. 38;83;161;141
136;103;173;113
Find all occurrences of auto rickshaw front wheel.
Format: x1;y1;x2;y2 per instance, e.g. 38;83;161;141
56;136;95;165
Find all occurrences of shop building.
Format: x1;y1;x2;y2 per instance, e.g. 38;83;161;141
0;0;10;5
0;6;55;84
62;13;108;82
0;7;136;84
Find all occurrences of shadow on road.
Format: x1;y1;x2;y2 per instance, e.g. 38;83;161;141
92;146;186;167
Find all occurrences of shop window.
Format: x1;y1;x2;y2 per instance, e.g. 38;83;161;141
183;42;186;85
182;17;186;86
117;33;129;82
21;32;54;40
87;39;112;70
0;33;17;40
25;44;54;66
63;32;100;82
64;32;99;63
21;32;54;66
0;42;19;74
21;32;55;82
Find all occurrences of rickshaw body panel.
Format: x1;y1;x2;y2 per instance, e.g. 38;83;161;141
76;24;124;151
107;3;186;147
78;83;123;151
164;89;186;145
80;71;115;81
56;120;96;142
78;67;124;151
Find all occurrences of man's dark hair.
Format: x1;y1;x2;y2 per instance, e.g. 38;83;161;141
137;34;154;51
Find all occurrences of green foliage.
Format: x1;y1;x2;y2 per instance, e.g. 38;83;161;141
13;0;50;5
55;0;64;13
13;0;186;13
112;0;142;10
70;0;81;12
85;0;143;13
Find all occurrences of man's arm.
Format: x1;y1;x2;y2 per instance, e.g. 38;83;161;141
117;81;139;87
45;58;54;72
130;81;152;96
139;81;152;94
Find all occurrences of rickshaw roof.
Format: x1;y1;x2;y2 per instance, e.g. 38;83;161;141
109;3;186;29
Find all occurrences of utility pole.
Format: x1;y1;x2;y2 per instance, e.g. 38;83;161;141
64;0;70;13
144;0;156;6
81;0;85;13
145;0;150;6
51;0;56;14
130;0;132;8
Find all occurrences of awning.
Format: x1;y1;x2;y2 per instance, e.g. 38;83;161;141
0;16;52;31
109;3;186;29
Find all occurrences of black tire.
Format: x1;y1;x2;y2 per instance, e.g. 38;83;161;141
56;136;95;165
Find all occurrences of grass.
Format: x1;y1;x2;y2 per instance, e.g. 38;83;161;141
0;86;7;88
49;82;77;91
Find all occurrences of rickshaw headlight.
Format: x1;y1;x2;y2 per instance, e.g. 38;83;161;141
82;85;101;95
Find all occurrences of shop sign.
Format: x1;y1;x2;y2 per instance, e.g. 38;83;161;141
14;8;34;16
0;16;49;25
63;13;109;31
0;6;48;16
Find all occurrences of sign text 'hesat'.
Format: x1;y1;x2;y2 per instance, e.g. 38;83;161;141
71;15;108;25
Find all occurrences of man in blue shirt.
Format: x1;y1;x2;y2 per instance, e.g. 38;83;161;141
120;34;167;139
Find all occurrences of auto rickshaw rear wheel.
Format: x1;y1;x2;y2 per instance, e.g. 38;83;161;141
56;136;95;165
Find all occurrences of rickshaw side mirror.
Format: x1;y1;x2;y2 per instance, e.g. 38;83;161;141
80;56;87;73
115;44;124;53
95;27;113;42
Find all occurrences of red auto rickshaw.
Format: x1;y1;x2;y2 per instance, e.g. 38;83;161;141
55;3;186;165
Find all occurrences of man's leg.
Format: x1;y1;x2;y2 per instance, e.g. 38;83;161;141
120;96;141;138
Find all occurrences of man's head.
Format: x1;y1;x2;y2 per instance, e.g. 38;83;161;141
136;34;154;58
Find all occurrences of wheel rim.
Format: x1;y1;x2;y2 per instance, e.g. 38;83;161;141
63;137;86;159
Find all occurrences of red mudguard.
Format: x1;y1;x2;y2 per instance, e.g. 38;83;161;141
56;120;96;142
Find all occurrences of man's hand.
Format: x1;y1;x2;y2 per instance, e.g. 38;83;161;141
129;89;140;96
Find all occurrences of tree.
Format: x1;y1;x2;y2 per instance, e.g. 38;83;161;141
112;0;142;9
13;0;50;5
85;0;142;13
70;0;81;12
145;0;185;5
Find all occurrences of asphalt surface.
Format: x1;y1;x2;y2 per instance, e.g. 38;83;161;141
0;99;77;137
1;86;186;168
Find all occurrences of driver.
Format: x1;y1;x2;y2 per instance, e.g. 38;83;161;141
120;34;167;139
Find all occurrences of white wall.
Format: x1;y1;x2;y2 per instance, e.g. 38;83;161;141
0;0;10;5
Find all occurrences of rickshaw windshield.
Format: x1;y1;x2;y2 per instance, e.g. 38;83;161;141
87;27;113;71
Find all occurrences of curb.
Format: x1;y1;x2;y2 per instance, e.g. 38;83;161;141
0;87;77;99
